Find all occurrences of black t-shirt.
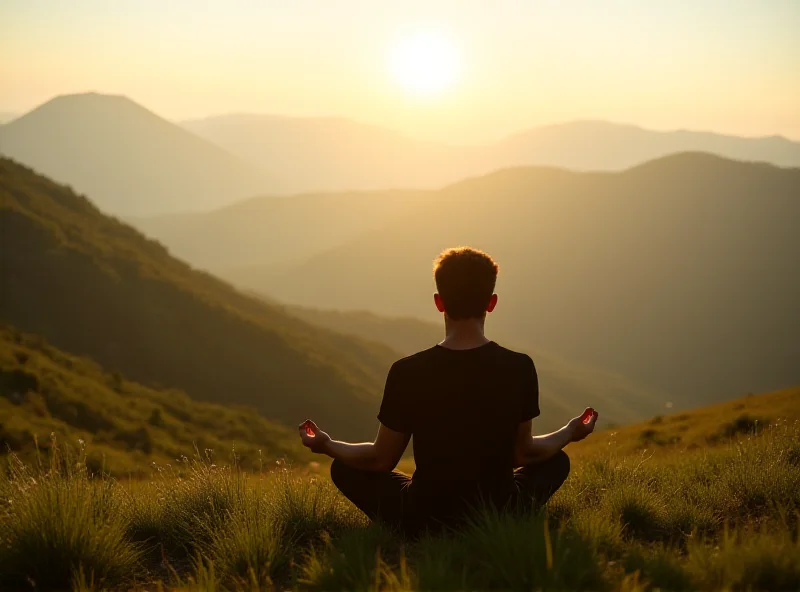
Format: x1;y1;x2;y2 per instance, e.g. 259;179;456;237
378;341;539;500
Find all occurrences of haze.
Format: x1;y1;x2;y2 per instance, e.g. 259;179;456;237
2;0;799;143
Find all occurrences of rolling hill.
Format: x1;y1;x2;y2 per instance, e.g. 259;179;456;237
182;113;800;197
181;114;479;196
566;384;800;459
131;189;429;271
4;92;798;218
0;93;272;216
494;120;800;171
0;157;398;440
225;154;800;407
0;325;309;476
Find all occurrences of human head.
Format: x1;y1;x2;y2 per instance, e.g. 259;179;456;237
432;247;499;320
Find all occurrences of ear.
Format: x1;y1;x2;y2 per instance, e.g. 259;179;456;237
486;293;498;313
433;293;446;313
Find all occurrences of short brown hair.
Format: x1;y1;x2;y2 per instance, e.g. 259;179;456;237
433;247;499;320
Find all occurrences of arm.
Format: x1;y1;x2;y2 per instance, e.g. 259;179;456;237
299;420;410;472
513;408;598;467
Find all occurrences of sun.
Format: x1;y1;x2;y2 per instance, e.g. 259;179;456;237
389;32;461;97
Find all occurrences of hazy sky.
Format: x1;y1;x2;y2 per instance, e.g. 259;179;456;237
2;0;799;143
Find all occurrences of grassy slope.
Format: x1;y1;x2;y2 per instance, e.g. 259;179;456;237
0;325;310;476
0;157;398;440
1;386;798;591
569;384;800;459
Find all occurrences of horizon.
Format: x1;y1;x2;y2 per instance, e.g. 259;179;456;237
4;90;799;146
2;0;799;143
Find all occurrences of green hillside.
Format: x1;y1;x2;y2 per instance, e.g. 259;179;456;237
569;384;800;459
0;325;309;476
0;158;398;440
229;154;800;408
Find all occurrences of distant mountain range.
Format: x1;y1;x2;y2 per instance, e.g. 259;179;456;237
2;92;799;216
0;157;397;440
216;154;800;405
132;189;429;270
0;94;272;216
185;114;800;196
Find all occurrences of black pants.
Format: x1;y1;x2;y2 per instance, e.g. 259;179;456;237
330;451;570;536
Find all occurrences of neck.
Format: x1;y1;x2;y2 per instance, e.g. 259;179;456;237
439;316;490;350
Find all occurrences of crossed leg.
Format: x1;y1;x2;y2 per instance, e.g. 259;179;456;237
330;459;412;530
512;450;571;511
330;451;571;533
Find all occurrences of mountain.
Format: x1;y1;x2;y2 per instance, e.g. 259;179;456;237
281;305;672;432
0;157;399;440
182;114;800;197
181;114;480;195
0;112;18;124
494;120;800;171
0;325;309;476
4;92;797;216
0;93;272;216
224;154;800;406
131;189;429;271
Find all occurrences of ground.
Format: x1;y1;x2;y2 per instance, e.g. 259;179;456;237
1;387;798;591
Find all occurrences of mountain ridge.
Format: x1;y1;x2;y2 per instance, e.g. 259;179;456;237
219;153;800;408
4;92;799;217
0;157;397;439
0;93;273;216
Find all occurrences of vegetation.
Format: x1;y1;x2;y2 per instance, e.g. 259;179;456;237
1;388;797;591
0;157;399;440
0;325;309;476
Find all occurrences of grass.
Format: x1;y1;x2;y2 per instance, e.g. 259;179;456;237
0;326;311;477
1;396;798;590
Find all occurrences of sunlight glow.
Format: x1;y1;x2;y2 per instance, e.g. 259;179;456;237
389;32;461;97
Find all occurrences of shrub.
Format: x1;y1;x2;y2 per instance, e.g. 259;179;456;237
605;484;668;542
203;490;289;587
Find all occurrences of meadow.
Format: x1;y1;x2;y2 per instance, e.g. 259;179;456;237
1;389;799;591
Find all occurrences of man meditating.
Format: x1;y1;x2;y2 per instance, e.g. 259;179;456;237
299;247;598;535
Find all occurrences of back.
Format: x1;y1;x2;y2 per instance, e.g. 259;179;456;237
378;342;539;500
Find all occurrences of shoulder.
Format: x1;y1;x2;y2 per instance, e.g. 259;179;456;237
492;343;535;369
388;346;440;375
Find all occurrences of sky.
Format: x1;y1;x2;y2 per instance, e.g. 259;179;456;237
2;0;799;143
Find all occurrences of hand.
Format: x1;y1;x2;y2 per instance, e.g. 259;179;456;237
567;407;599;442
298;419;332;454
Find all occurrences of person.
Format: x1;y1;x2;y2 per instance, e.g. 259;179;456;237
298;246;598;536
